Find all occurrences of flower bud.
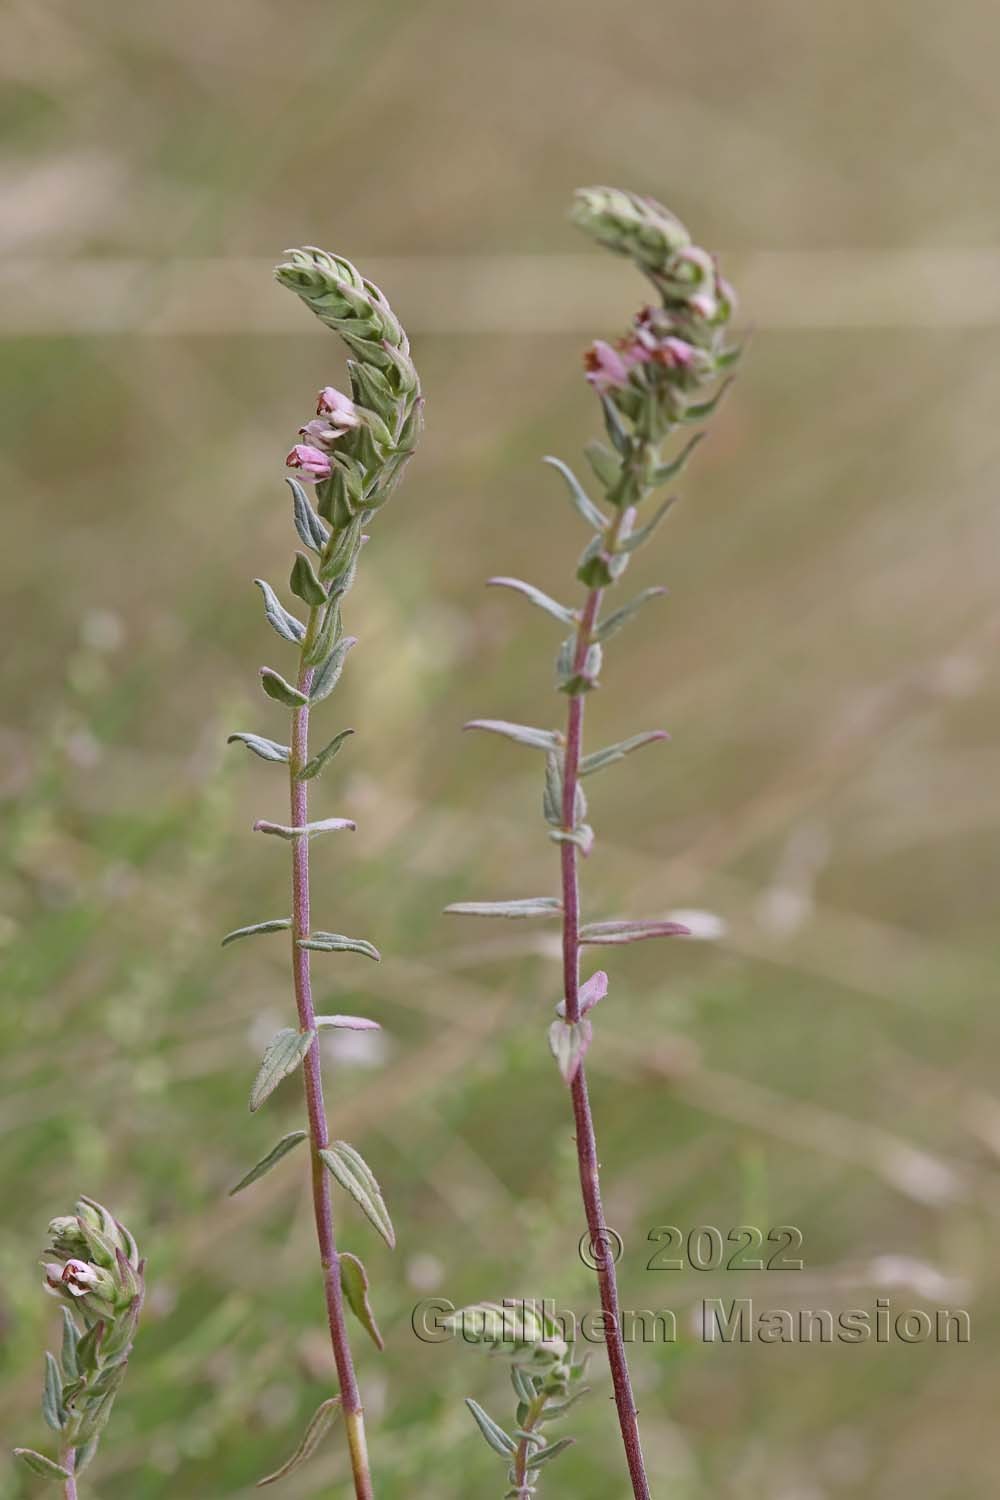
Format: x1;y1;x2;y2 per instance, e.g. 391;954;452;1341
572;186;691;274
286;443;332;483
47;1215;89;1256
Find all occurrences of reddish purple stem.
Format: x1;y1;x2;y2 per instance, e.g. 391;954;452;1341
560;578;652;1500
290;663;373;1500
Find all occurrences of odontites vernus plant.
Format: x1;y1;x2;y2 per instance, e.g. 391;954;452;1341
224;248;421;1497
14;1199;145;1498
446;187;740;1498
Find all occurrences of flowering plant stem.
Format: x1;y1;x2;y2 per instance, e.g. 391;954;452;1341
290;608;371;1498
225;247;421;1495
447;186;739;1495
557;513;652;1495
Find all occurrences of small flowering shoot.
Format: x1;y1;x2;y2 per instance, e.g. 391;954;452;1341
446;1303;586;1497
446;187;740;1499
14;1199;145;1497
224;248;422;1499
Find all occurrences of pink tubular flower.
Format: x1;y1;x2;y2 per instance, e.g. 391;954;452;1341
298;418;346;449
286;443;332;482
583;339;631;393
316;386;361;430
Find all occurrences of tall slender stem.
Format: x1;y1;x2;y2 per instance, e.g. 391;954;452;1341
511;1392;548;1497
289;599;373;1500
61;1450;77;1500
559;514;651;1500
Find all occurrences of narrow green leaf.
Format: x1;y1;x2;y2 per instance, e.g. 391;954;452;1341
511;1365;537;1404
59;1308;79;1382
221;918;291;947
254;579;306;644
13;1450;72;1482
651;431;704;485
260;667;309;708
253;817;356;840
309;635;357;703
580;731;669;777
464;720;562;753
227;732;291;764
463;1398;517;1457
486;576;577;625
303;599;342;667
543;752;563;828
75;1319;104;1374
543;455;608;530
548;1018;593;1085
320;1141;395;1248
73;1436;100;1475
682;375;734;423
287;475;330;553
299;933;381;961
599;392;631;456
228;1131;308;1196
528;1437;576;1469
340;1251;385;1351
314;1013;381;1030
256;1397;342;1488
444;898;562;920
290;550;328;607
319;516;363;583
297;728;355;781
539;1386;590;1418
593;587;668;643
583;438;621;490
249;1029;316;1112
579;919;691;945
41;1352;63;1432
617;498;676;553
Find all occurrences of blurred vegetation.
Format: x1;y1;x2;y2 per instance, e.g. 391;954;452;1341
3;2;1000;1496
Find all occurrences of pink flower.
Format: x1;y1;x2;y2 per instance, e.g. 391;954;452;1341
583;339;631;393
286;443;332;482
298;418;347;449
316;386;361;430
656;336;696;368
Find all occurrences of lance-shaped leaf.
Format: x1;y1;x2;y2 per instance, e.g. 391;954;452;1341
528;1437;576;1469
256;1397;342;1488
320;1141;395;1248
309;635;357;703
303;598;342;668
299;933;381;962
228;1131;308;1196
464;719;562;754
221;917;291;947
557;969;608;1018
260;667;308;708
41;1352;63;1432
580;730;670;777
444;897;562;919
290;550;328;607
315;1014;381;1030
287;475;330;553
543;455;608;530
249;1028;316;1112
617;498;677;553
340;1251;385;1351
593;587;668;643
583;438;621;491
579;919;691;946
557;639;602;694
254;579;306;644
543;752;563;828
511;1365;537;1404
297;727;355;781
682;375;734;424
548;1018;593;1085
464;1399;517;1457
14;1450;72;1482
652;431;704;485
253;817;356;840
60;1308;79;1381
486;576;577;626
227;732;291;764
599;391;630;456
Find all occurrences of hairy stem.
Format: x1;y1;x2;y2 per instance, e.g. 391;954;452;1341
511;1392;548;1496
559;512;651;1500
289;594;372;1500
61;1449;77;1500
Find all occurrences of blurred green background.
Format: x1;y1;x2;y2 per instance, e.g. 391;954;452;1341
3;1;1000;1495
